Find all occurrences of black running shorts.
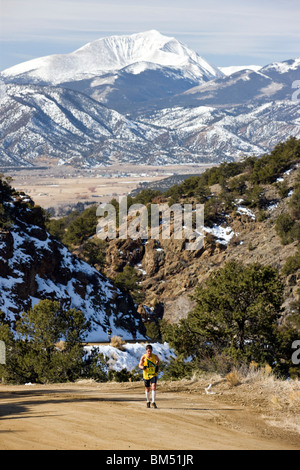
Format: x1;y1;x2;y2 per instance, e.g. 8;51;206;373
143;376;157;388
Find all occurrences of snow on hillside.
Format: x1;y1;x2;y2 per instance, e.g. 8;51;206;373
0;192;145;342
0;83;164;167
84;342;176;373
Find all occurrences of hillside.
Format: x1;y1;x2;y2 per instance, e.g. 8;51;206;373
0;177;145;341
47;138;300;335
1;137;300;353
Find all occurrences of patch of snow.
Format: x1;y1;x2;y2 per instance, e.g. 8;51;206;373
199;224;236;245
236;206;256;220
268;202;279;211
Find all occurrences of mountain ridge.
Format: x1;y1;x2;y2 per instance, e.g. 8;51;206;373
0;31;299;168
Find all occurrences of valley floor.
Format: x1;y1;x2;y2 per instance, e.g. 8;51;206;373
6;164;209;210
0;379;299;450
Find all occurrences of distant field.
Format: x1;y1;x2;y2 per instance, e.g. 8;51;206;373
12;175;158;208
6;164;213;210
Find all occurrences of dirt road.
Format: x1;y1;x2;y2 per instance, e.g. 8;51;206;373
1;381;299;450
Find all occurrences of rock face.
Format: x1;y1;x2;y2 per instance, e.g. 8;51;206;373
0;192;145;341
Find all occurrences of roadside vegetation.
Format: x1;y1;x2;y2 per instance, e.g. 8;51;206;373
160;261;299;380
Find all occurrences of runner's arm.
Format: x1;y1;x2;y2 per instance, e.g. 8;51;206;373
139;355;146;370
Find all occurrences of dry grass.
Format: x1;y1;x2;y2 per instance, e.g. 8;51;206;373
225;370;241;387
289;391;300;410
224;366;300;435
161;364;300;438
109;335;126;351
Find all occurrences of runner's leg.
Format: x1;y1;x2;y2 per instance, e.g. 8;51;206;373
151;377;157;404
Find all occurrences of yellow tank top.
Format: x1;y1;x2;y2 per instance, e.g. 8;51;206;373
142;353;157;380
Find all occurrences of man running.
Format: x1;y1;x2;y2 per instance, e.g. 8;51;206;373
139;344;160;409
107;327;112;342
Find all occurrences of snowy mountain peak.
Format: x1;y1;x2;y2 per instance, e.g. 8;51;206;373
219;65;262;76
1;30;223;85
261;57;300;75
72;30;186;72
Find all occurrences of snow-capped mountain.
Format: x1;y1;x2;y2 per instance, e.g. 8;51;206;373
1;30;223;115
1;30;223;85
135;100;300;161
0;30;299;167
60;63;204;114
261;57;300;81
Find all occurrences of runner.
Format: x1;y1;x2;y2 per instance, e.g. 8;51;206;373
107;327;112;342
139;344;160;409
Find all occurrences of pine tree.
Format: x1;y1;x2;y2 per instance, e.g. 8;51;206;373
8;300;92;383
189;261;284;364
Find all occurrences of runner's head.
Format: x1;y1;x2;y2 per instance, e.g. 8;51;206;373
146;344;152;357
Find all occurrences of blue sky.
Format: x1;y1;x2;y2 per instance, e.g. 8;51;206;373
0;0;299;70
